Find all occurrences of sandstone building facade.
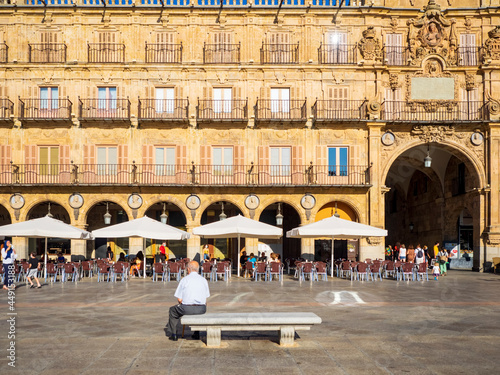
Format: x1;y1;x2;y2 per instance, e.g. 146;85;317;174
0;0;499;271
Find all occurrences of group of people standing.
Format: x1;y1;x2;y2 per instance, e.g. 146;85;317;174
385;241;450;279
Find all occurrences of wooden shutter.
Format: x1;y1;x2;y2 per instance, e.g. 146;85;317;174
202;86;213;101
118;144;128;165
315;145;327;184
60;145;70;165
142;144;154;174
41;31;58;44
25;145;37;164
258;145;269;184
349;145;359;180
0;145;11;165
175;144;187;183
291;145;303;184
234;145;244;184
83;144;96;165
156;32;175;44
99;31;115;44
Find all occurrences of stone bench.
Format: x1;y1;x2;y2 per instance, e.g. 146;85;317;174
181;312;322;347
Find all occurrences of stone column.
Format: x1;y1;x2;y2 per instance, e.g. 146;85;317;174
301;238;314;261
186;224;200;262
71;222;89;259
485;123;500;270
12;237;29;260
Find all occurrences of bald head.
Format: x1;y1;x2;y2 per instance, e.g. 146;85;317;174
187;260;199;273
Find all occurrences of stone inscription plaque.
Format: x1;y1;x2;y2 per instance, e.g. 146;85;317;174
411;77;454;100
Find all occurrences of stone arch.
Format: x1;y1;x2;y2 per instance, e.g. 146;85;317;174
255;196;304;224
25;199;71;223
195;196;245;225
83;197;131;225
0;204;12;225
142;197;190;225
311;197;364;224
381;139;485;188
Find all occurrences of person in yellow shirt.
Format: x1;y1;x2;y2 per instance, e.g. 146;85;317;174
432;241;440;261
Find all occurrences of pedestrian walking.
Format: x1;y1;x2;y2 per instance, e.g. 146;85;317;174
26;253;42;289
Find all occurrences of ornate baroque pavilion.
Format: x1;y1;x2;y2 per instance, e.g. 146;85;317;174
0;0;499;271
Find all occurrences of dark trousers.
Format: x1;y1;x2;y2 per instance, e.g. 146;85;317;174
166;304;206;336
3;263;14;287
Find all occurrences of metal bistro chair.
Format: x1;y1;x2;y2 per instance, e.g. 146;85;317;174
394;261;402;280
254;262;267;281
113;262;128;282
201;262;213;282
97;263;111;282
152;262;166;282
315;261;328;281
268;261;283;282
63;263;78;282
301;262;316;282
81;261;93;279
356;263;369;281
244;261;254;278
167;262;182;282
369;262;382;281
45;263;58;282
416;262;429;281
21;262;30;282
214;262;229;282
401;262;415;281
339;261;352;279
384;261;397;279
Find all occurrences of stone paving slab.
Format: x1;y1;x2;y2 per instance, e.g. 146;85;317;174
1;270;500;374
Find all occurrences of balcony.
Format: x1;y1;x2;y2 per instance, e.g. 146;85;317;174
458;47;481;66
382;45;410;66
78;98;131;123
260;43;299;64
318;43;357;65
203;43;240;64
28;43;67;63
0;163;370;187
19;98;73;124
0;42;8;63
138;99;189;122
145;42;182;63
381;101;489;122
0;98;14;124
312;100;367;122
197;99;248;122
255;99;307;122
88;43;125;63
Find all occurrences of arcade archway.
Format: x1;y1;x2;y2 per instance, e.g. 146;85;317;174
384;143;482;268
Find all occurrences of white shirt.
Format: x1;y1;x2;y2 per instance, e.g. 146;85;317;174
1;247;17;264
174;271;210;305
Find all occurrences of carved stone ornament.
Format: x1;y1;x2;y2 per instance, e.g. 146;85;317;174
366;236;383;245
483;26;500;63
389;17;399;33
406;0;458;67
358;26;382;62
465;73;476;91
389;73;400;90
366;100;381;120
485;91;500;117
411;124;454;142
485;232;500;247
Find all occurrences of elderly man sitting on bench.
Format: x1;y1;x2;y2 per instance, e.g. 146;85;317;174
166;260;210;341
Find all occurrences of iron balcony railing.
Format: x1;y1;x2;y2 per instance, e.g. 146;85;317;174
318;43;357;65
255;99;307;121
0;163;370;186
28;43;67;63
19;98;73;120
197;99;248;120
458;46;481;66
0;42;8;63
145;42;183;63
78;98;131;120
203;43;241;64
0;98;14;119
312;99;367;121
381;101;488;122
88;43;125;63
138;98;189;120
382;45;410;66
260;43;299;64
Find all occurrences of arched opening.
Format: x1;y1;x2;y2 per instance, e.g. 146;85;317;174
314;201;359;261
86;201;129;259
27;201;71;259
144;202;188;260
0;204;12;226
384;143;481;269
199;201;243;262
259;202;301;261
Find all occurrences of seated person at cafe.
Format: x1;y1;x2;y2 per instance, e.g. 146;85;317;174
248;253;257;268
129;251;144;277
57;252;66;263
118;252;126;262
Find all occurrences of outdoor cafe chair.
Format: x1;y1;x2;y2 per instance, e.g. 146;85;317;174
356;262;369;281
267;261;283;282
401;263;416;281
63;263;78;282
339;261;352;279
394;261;402;280
97;263;111;282
113;262;128;282
201;262;213;282
214;262;229;282
293;261;303;279
45;263;58;282
152;262;166;282
384;261;397;279
14;262;22;282
300;262;316;282
21;262;30;282
369;263;382;281
81;261;93;279
315;261;328;281
416;262;429;281
167;262;181;282
254;262;267;281
244;261;254;278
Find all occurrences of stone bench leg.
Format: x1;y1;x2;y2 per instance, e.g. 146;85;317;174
206;327;221;347
279;326;295;346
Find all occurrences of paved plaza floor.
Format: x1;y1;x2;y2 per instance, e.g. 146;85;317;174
1;269;500;374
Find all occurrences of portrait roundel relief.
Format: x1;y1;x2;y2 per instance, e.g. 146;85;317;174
128;194;143;209
245;194;260;210
9;194;25;210
186;195;201;210
69;193;84;209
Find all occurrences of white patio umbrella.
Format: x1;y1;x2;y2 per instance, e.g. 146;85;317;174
286;215;388;277
0;215;93;280
92;216;190;278
192;214;283;277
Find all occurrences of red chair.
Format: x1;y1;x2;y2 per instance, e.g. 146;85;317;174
167;262;181;281
401;263;415;281
254;262;267;281
97;264;111;282
152;262;165;282
369;263;382;281
81;261;93;279
315;262;328;281
300;262;315;282
201;262;213;281
268;262;283;281
45;263;58;282
416;262;429;281
63;263;78;282
356;263;369;281
215;262;229;282
244;261;254;278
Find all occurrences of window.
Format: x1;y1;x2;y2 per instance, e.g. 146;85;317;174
384;88;402;120
459;34;477;66
39;146;59;175
270;88;290;115
270;147;291;176
328;147;348;176
327;32;348;64
97;146;117;175
385;33;404;65
155;87;174;113
155;146;175;176
40;87;59;110
98;87;117;111
213;88;232;113
213;147;233;175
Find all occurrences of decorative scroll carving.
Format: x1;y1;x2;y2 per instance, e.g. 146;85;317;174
389;73;399;90
465;73;476;91
411;124;455;142
406;0;457;67
358;26;382;62
390;17;399;33
486;91;500;117
366;237;383;245
483;26;500;63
